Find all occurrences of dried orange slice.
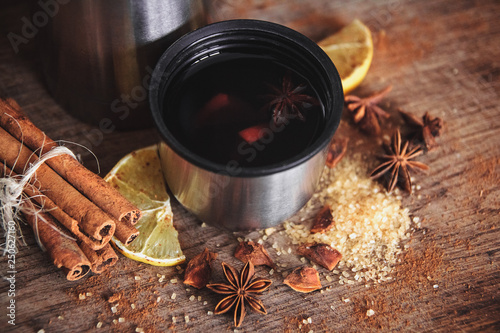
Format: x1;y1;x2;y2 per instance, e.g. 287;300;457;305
319;19;373;94
105;145;185;266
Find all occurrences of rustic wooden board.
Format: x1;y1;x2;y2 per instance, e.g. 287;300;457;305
1;0;499;332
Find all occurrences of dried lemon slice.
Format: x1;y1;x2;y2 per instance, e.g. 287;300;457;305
319;19;373;94
105;145;185;266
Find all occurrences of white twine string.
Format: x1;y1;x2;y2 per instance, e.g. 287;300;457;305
56;139;101;174
1;114;101;255
1;146;79;254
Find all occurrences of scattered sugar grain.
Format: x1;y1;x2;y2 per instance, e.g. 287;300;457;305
118;317;125;323
78;293;86;300
136;328;144;333
185;315;190;323
189;295;195;301
207;311;213;315
203;301;208;305
96;322;103;328
265;227;276;236
366;309;376;317
170;278;177;284
171;293;177;300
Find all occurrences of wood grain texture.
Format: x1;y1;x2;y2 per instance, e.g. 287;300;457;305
1;0;499;332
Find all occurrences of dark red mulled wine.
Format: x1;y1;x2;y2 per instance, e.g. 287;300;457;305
164;54;325;167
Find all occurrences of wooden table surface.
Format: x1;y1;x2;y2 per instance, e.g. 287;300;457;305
1;0;499;332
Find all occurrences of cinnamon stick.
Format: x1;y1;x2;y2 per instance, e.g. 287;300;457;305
0;98;142;225
0;127;115;247
114;220;140;246
79;242;118;274
22;202;91;281
0;162;105;250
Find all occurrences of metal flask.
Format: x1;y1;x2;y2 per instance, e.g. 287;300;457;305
150;20;344;231
38;0;205;130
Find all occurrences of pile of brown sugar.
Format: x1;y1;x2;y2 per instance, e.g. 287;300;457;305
284;153;419;284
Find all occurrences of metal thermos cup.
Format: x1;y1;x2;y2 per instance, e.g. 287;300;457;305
38;0;205;130
150;20;344;231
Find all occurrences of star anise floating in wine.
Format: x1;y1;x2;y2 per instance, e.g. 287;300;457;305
345;85;392;135
263;71;319;126
398;109;444;151
370;129;429;193
207;261;272;327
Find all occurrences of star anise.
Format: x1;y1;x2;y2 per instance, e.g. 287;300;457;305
206;261;272;327
345;85;392;135
399;109;444;151
263;71;319;126
370;129;429;193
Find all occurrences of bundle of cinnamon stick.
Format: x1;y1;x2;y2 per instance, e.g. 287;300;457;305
0;98;142;281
